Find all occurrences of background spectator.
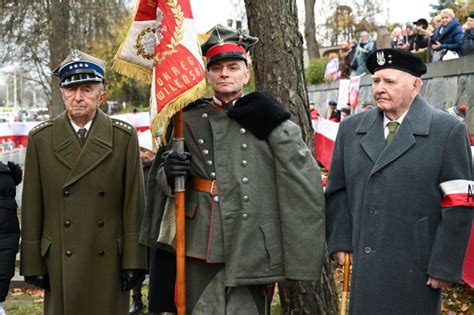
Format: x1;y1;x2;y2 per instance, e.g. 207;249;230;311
326;100;341;122
351;31;375;75
391;26;405;49
324;52;340;82
411;18;430;52
431;8;463;61
339;40;352;79
461;11;474;56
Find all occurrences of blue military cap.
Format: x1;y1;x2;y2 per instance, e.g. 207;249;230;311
52;49;106;87
366;48;427;77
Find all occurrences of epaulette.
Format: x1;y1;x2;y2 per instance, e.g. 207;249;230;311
111;119;134;133
30;120;53;135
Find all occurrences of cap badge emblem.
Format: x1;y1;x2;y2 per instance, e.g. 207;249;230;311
71;49;81;62
376;51;385;66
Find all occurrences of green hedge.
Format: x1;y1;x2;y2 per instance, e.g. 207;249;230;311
306;57;329;85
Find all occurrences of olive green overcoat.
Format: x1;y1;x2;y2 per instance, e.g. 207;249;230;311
20;109;147;315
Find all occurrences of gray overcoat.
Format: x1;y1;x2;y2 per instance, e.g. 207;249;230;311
20;110;147;315
325;95;473;314
140;99;326;286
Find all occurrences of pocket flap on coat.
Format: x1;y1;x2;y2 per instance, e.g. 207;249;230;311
40;236;52;257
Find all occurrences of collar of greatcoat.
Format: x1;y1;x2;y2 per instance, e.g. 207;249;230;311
53;109;113;188
355;94;433;174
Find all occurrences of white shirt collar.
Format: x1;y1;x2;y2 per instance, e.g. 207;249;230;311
212;96;240;108
383;109;409;128
70;119;93;135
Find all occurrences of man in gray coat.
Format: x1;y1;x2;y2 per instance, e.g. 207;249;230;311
325;48;473;314
140;25;326;314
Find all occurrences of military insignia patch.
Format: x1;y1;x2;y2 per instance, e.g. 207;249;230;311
376;51;385;66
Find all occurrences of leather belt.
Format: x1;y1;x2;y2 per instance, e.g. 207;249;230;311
193;178;218;196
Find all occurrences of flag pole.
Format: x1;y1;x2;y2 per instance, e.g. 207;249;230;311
173;111;186;315
340;252;351;315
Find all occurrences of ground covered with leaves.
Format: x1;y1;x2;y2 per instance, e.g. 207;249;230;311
3;271;473;314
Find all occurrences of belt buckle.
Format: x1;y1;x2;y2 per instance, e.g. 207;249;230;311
209;180;217;196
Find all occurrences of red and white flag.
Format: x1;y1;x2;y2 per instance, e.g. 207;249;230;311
113;0;206;147
312;117;339;171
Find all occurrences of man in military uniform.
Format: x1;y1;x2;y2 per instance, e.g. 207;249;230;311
140;25;326;314
325;49;473;314
20;50;147;315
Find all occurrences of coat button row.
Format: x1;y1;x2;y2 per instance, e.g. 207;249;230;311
65;250;73;257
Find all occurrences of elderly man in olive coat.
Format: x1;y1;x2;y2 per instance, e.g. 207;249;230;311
140;25;325;314
20;50;147;315
325;49;473;314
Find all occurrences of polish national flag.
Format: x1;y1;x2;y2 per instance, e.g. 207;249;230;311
312;117;339;171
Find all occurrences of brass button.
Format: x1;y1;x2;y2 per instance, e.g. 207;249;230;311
213;196;219;202
64;221;71;228
210;172;216;179
202;113;208;119
198;139;204;144
202;149;209;155
241;144;248;150
242;177;249;184
207;160;213;166
240;128;246;135
241;160;248;167
243;195;250;202
241;213;248;220
65;251;73;257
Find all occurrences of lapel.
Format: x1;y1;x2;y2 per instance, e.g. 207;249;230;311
357;95;432;174
53;113;82;170
61;110;113;188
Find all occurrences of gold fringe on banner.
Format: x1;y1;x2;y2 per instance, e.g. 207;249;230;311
151;79;207;151
112;48;153;84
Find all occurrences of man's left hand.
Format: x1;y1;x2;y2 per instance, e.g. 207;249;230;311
426;276;451;289
122;269;146;292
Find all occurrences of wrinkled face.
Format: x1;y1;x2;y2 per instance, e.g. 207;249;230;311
441;13;453;26
360;32;369;42
207;59;250;100
61;82;108;124
372;68;421;119
468;17;474;30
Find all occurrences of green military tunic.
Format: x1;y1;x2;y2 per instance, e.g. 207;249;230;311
20;109;147;315
141;99;326;312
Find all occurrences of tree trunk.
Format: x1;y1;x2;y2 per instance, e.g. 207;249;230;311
244;1;339;314
49;0;71;117
304;0;320;60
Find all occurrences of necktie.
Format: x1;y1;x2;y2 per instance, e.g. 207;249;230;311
77;128;87;147
386;121;399;144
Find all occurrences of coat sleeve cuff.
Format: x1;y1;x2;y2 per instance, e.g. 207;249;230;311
20;240;47;276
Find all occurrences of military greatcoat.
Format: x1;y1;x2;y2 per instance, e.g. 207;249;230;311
141;99;326;287
325;95;473;314
20;110;147;315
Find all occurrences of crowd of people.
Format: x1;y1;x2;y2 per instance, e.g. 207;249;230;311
325;9;474;81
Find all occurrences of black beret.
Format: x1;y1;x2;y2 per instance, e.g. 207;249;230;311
201;25;258;66
366;48;427;77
